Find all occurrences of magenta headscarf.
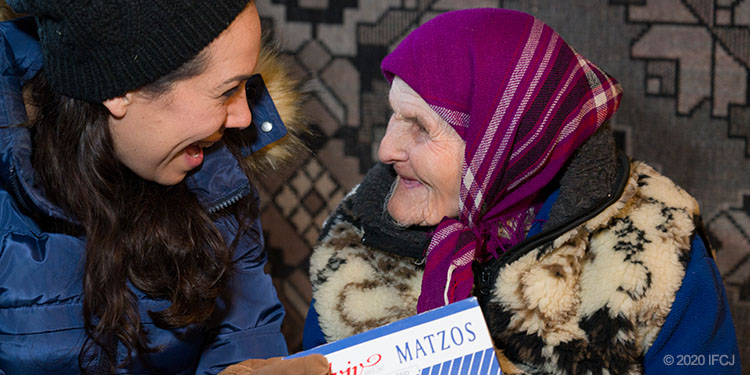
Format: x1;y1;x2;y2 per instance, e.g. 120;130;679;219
381;8;623;312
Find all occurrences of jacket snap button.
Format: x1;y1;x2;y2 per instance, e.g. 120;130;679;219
260;121;273;133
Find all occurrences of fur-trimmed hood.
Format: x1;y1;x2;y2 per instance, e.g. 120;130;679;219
0;1;20;21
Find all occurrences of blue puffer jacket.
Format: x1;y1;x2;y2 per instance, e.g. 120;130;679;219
1;17;289;374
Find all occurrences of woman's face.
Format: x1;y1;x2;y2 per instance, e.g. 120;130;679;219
378;77;465;226
105;5;261;185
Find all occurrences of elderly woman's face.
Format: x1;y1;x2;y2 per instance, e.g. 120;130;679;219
378;77;465;226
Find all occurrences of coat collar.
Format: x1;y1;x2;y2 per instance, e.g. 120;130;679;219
0;17;43;127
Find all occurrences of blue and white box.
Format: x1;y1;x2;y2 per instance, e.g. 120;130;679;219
289;297;502;375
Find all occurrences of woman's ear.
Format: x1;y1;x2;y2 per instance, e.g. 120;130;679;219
102;93;133;118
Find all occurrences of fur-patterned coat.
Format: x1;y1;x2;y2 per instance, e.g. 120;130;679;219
306;128;740;375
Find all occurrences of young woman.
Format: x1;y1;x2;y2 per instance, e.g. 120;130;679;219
0;1;326;373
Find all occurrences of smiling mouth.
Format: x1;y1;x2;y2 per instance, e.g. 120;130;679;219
398;175;422;189
186;140;216;158
185;145;201;158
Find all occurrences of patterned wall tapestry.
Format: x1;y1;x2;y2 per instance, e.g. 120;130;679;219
254;0;750;369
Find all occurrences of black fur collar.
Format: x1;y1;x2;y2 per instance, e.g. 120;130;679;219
352;163;433;260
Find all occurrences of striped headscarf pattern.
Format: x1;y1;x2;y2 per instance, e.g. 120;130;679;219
381;8;622;312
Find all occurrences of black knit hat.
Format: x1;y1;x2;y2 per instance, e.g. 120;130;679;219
8;0;251;102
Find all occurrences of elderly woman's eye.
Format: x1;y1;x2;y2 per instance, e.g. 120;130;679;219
405;117;427;132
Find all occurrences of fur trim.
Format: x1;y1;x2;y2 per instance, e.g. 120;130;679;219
245;43;311;178
485;161;698;375
0;0;21;21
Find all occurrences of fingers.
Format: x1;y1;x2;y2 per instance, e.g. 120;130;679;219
301;354;329;375
219;357;282;375
253;354;329;375
219;354;329;375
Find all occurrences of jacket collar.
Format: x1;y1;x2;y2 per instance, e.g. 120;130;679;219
1;126;72;223
1;17;43;127
475;126;630;297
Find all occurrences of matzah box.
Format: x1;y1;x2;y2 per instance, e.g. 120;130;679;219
288;297;501;375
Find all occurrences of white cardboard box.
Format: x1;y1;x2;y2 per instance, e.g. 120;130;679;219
288;297;502;375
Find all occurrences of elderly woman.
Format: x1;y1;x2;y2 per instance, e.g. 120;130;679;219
303;8;740;375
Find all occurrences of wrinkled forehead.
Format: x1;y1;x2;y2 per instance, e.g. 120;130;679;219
388;77;427;109
389;77;453;129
